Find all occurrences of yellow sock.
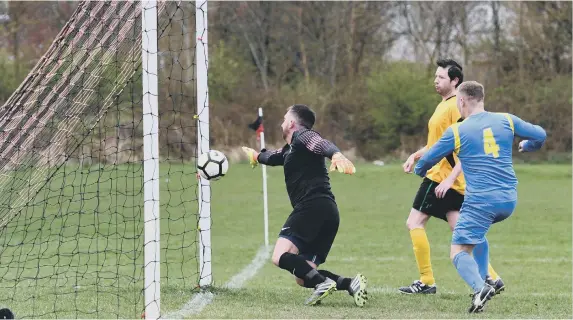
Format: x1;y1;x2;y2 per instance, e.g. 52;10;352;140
488;263;500;280
410;228;435;286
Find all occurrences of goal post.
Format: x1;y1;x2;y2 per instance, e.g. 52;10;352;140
195;0;212;288
142;1;161;319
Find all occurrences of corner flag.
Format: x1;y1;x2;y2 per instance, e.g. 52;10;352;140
248;115;264;141
248;108;269;247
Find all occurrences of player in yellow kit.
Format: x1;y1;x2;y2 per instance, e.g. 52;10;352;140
400;59;504;294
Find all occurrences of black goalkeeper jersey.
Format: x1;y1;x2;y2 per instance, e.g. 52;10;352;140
257;129;340;208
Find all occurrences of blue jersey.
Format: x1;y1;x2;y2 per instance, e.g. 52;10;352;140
414;112;546;203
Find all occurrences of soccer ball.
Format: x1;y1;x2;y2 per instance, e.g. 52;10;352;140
197;150;229;181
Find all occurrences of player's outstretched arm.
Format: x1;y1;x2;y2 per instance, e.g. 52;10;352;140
414;128;456;177
295;130;355;174
412;146;429;160
241;146;260;168
403;146;428;173
242;146;286;167
259;147;287;166
330;152;356;174
509;114;547;152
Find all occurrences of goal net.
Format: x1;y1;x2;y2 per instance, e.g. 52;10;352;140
0;0;210;318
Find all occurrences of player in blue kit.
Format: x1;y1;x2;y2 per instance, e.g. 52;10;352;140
413;81;546;313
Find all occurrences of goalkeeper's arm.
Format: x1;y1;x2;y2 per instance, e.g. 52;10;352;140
258;147;286;166
294;130;355;174
242;146;286;167
294;130;340;158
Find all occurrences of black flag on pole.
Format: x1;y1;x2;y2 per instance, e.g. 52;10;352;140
248;115;264;140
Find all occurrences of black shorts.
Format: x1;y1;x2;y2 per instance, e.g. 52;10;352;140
279;197;340;265
412;177;464;221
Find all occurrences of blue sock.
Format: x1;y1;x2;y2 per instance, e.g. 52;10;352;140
453;251;485;292
473;239;490;280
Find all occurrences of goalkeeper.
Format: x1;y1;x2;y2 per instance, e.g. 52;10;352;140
242;104;367;307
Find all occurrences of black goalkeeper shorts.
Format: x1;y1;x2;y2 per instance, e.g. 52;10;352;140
279;197;340;265
412;177;464;221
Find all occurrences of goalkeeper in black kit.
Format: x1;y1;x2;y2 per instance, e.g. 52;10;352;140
242;104;368;307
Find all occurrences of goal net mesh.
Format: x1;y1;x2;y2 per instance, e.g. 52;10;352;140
0;1;205;318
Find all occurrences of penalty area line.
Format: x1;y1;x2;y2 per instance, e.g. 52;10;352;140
164;245;271;319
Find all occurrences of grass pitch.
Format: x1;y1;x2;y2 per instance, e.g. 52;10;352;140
0;163;571;318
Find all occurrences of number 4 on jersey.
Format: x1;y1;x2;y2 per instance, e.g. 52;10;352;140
483;128;500;158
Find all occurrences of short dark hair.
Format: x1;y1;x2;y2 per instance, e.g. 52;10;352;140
437;58;463;88
288;104;315;129
458;81;484;102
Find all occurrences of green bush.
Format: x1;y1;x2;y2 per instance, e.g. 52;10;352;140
364;62;438;156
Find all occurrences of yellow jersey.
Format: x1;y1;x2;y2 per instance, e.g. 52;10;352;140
424;95;466;194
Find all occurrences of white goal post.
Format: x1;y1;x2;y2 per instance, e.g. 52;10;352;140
142;1;161;319
195;0;212;289
142;0;210;319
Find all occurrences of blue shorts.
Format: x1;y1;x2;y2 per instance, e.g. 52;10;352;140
452;200;517;245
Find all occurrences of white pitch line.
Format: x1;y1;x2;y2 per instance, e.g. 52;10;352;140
164;245;271;319
224;245;271;289
164;291;215;319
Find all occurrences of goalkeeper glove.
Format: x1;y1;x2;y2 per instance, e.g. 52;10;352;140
329;152;356;174
242;146;259;168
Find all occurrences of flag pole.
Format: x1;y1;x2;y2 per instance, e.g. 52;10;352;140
258;108;270;248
